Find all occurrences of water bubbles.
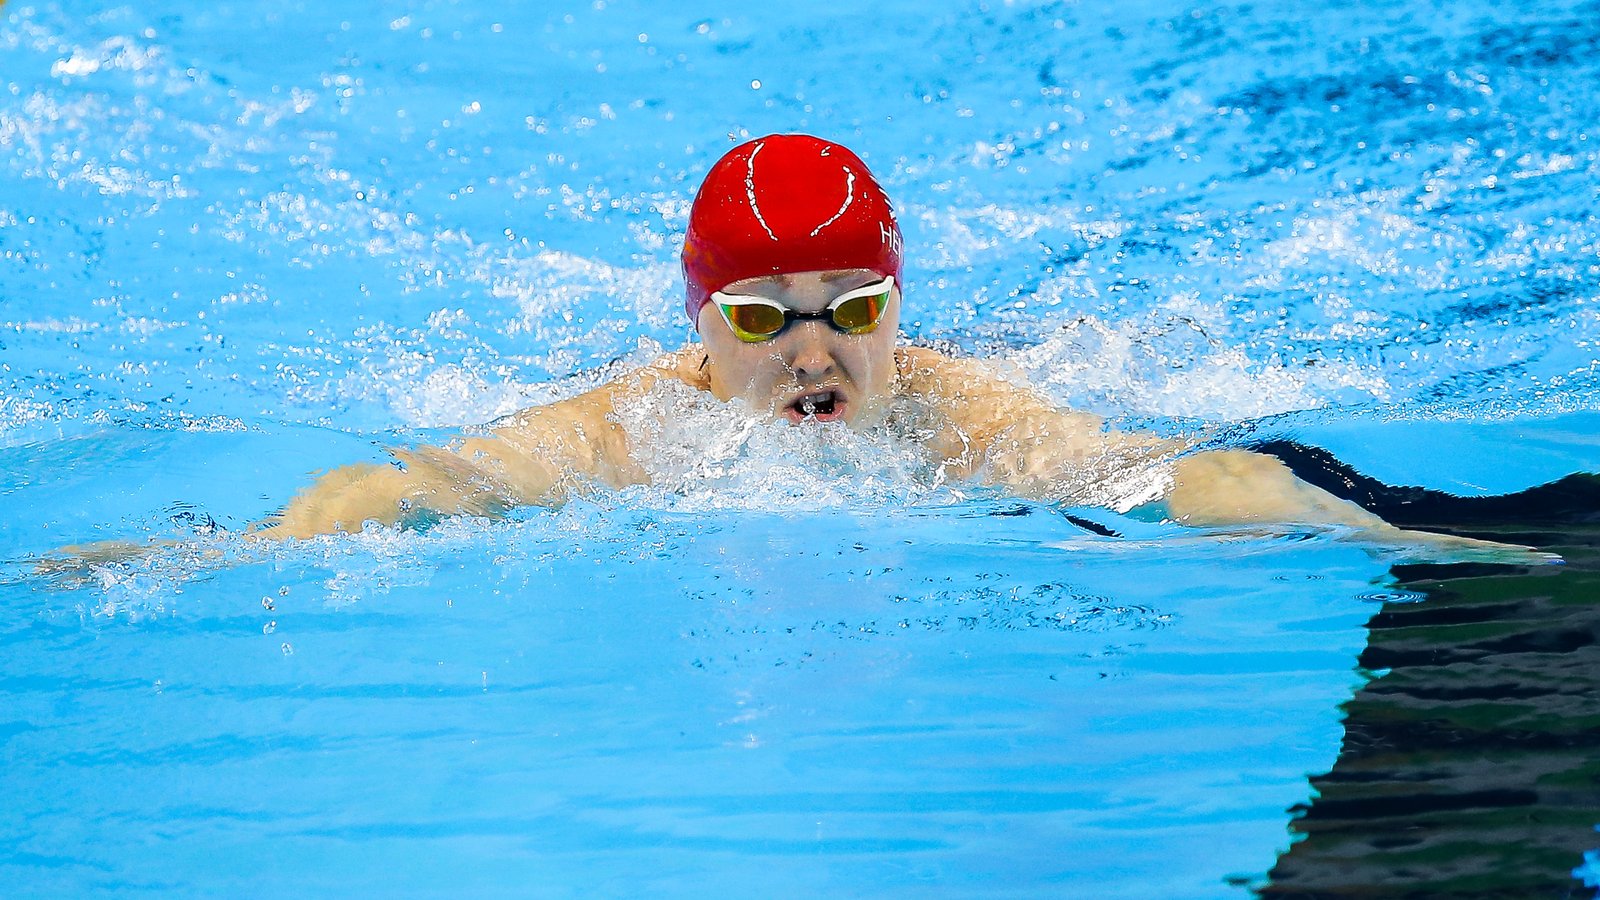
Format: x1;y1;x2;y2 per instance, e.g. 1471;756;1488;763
51;53;102;78
1358;589;1427;604
611;380;949;512
280;642;294;655
1009;305;1390;421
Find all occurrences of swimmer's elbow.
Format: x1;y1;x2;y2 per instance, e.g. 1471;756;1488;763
262;458;491;539
1166;450;1382;528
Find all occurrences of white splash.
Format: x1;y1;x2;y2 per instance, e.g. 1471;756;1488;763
610;380;952;512
1006;293;1392;421
493;250;679;336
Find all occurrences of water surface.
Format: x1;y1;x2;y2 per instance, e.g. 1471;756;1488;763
3;0;1600;895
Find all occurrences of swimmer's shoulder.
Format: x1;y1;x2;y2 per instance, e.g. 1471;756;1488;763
641;344;712;392
491;346;705;429
894;344;946;373
894;344;970;391
892;344;1108;432
557;345;710;400
893;345;1026;398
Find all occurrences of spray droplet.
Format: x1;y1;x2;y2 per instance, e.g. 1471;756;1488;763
261;597;274;611
263;620;276;634
280;642;294;656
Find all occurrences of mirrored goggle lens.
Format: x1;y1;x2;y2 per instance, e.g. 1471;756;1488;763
720;302;787;341
830;291;888;333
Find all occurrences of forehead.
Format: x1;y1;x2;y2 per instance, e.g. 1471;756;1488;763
725;268;877;293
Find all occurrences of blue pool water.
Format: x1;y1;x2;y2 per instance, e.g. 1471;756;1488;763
4;0;1600;895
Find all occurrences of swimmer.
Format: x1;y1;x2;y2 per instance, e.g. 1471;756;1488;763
242;133;1533;560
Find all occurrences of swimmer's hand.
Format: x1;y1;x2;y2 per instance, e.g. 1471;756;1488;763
1357;524;1561;566
34;534;147;570
33;539;165;577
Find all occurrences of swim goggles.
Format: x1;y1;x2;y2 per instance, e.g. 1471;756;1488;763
711;276;894;343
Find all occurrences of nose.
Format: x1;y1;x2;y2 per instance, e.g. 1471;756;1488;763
783;321;836;381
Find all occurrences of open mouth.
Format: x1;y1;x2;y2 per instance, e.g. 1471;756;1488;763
785;389;846;423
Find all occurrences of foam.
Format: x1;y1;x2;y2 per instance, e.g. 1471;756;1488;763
0;396;248;447
606;376;1190;515
320;347;549;430
910;202;1122;274
318;330;671;430
0;396;59;438
1252;205;1448;291
492;250;679;337
278;245;684;428
610;380;954;512
1005;298;1392;421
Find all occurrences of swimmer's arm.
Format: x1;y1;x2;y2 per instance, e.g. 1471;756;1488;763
42;424;602;566
1161;449;1554;561
253;352;687;540
896;347;1178;503
1165;449;1388;528
249;445;520;540
903;348;1444;525
899;349;1546;560
36;447;518;568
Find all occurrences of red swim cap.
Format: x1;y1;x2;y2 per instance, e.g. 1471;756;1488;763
681;134;903;327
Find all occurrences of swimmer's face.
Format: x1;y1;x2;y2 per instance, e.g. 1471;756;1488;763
698;268;900;427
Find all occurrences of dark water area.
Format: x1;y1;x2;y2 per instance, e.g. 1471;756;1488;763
1261;460;1600;898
